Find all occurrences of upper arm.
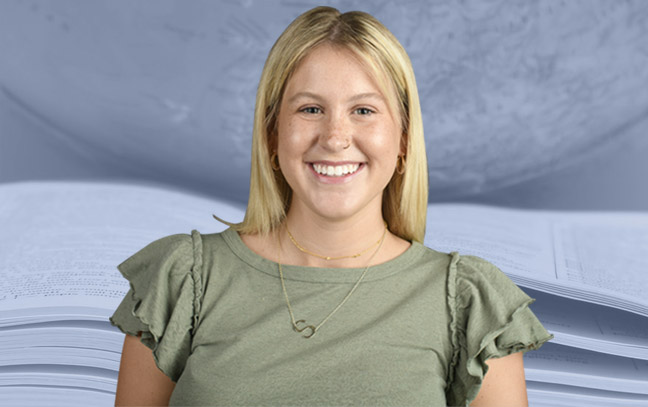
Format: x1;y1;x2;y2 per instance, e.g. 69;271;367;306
115;332;176;407
469;352;528;407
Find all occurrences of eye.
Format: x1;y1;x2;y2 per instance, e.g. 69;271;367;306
355;107;375;115
300;106;321;114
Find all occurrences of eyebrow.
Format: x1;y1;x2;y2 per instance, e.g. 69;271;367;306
288;91;384;104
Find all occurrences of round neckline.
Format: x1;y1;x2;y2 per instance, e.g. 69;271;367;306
221;227;425;283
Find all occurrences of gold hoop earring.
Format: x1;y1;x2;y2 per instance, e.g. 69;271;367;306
396;155;406;175
270;151;280;171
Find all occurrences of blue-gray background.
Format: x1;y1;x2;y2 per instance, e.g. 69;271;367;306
1;0;647;210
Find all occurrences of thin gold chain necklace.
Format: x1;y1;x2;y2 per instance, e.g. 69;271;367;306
285;221;387;260
277;222;388;339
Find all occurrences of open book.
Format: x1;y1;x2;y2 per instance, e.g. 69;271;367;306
1;180;646;406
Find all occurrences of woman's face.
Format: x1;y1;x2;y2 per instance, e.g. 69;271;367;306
275;44;403;222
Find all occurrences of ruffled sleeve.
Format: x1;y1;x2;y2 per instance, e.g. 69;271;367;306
445;252;553;406
109;230;204;382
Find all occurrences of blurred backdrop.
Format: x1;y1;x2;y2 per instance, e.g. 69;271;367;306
1;0;647;210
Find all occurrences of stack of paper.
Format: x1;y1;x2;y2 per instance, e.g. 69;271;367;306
0;180;244;405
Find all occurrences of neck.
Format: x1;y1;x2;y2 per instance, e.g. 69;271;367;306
279;206;389;268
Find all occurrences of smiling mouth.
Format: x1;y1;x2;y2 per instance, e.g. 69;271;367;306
309;162;363;177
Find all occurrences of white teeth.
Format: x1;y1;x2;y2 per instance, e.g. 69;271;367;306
312;163;360;177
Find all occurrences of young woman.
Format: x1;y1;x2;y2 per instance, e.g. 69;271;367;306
111;6;552;406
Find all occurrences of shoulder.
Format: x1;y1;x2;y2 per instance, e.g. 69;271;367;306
448;252;504;277
132;228;234;265
445;252;525;299
117;232;197;277
411;245;506;281
123;229;223;274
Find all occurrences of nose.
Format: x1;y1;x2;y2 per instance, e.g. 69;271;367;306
319;112;351;151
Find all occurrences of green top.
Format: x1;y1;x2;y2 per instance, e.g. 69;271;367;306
110;228;553;406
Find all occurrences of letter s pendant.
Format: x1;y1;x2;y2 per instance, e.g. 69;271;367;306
294;319;316;339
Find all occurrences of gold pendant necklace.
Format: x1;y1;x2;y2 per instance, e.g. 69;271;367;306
277;222;388;338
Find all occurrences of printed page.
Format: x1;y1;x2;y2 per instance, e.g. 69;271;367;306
524;342;648;394
552;215;648;309
0;181;245;319
527;288;648;360
425;203;556;278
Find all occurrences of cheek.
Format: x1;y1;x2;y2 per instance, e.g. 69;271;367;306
277;119;309;166
276;116;294;150
279;118;318;148
281;124;302;145
364;123;401;154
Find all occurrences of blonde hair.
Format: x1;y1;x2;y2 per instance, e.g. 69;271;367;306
214;6;428;243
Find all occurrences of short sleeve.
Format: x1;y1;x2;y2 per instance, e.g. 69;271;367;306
445;252;553;406
109;229;204;382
